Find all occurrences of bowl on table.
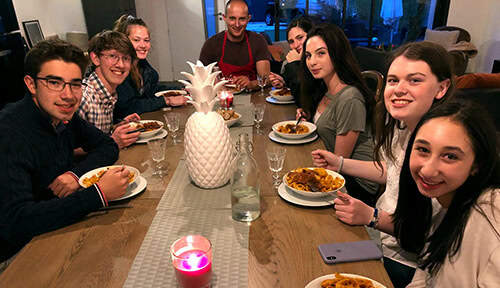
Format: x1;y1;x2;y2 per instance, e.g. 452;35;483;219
270;88;294;101
284;167;345;198
130;120;164;138
272;120;316;140
217;109;241;127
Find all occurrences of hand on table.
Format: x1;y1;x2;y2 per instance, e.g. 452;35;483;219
112;124;140;149
333;191;373;226
269;72;285;88
311;149;342;171
165;95;187;106
49;173;80;198
97;166;130;201
233;75;251;90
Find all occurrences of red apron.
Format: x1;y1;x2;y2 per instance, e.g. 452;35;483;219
218;31;256;80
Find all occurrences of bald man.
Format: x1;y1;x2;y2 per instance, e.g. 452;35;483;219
199;0;271;90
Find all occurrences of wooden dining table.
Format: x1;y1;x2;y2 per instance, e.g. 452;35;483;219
0;90;393;288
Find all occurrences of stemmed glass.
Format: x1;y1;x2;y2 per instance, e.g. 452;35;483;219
147;139;167;177
164;112;180;145
257;74;268;96
253;103;266;135
266;147;286;188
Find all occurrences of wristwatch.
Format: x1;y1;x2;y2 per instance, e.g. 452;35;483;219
368;208;380;228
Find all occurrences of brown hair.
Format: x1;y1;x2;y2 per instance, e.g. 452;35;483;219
113;14;150;89
88;30;136;66
25;38;89;79
374;41;455;167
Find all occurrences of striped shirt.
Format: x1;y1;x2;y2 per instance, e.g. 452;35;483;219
78;72;117;134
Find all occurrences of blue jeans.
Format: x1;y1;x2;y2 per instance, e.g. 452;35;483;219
383;256;416;288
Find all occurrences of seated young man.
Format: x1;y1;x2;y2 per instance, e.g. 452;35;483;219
78;30;141;148
0;38;131;264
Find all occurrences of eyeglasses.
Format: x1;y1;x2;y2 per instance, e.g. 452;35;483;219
99;53;132;65
35;77;86;93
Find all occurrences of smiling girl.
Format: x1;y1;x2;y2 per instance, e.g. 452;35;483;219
113;15;186;120
396;101;500;287
301;23;378;205
312;41;455;286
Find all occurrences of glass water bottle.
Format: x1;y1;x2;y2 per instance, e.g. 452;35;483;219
230;133;260;222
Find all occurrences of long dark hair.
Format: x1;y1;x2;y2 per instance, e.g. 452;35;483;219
286;16;313;41
374;41;455;168
393;100;500;276
113;14;150;89
299;23;374;123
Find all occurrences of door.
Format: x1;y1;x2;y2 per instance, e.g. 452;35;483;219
204;0;226;39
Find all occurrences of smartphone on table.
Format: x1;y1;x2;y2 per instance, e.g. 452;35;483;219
318;240;382;264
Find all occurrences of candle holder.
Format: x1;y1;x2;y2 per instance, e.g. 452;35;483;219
171;235;212;288
218;90;233;110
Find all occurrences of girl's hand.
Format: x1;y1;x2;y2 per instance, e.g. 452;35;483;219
333;191;374;226
311;149;341;170
269;72;285;88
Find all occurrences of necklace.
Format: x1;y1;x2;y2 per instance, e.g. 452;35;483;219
322;97;330;105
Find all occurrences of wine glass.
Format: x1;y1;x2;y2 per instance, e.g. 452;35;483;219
266;147;286;188
164;112;180;145
257;74;268;96
147;139;167;177
253;103;266;135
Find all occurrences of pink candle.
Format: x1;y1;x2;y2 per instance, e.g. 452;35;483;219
173;250;212;288
171;235;212;288
219;91;233;109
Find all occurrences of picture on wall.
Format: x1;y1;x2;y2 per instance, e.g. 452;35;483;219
22;20;44;48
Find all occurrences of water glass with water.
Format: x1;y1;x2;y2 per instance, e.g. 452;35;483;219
266;146;286;188
147;138;167;177
253;104;266;135
164;112;180;145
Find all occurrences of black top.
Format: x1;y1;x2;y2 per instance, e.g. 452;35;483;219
283;61;302;107
0;95;119;261
114;59;168;120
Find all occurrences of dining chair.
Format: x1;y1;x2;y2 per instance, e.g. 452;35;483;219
361;70;384;101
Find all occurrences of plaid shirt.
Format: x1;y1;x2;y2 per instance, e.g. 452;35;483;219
78;72;117;134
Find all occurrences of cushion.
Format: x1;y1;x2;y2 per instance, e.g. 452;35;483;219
456;73;500;89
424;29;460;50
268;45;284;61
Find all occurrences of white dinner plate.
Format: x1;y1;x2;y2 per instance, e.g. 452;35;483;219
136;129;168;143
268;131;318;145
111;176;147;202
277;182;335;207
79;165;140;188
266;96;295;105
304;273;387;288
224;84;244;95
269;89;294;101
154;90;187;97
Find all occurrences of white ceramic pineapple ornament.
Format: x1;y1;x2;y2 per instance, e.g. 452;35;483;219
180;61;233;188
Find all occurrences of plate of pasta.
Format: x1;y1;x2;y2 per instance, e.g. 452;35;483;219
284;167;345;198
305;272;386;288
272;120;316;140
79;165;140;188
270;88;294;101
131;120;164;138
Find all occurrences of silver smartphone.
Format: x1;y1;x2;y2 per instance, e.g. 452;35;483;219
318;240;383;264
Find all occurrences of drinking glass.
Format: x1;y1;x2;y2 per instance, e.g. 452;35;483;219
164;112;180;145
257;74;268;96
147;138;167;177
266;147;286;188
253;104;266;135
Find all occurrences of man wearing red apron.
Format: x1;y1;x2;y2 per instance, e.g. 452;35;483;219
199;0;271;91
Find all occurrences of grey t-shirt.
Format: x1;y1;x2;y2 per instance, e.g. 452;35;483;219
315;86;377;194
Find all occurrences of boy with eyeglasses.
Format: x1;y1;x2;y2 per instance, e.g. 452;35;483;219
0;38;129;266
78;30;141;148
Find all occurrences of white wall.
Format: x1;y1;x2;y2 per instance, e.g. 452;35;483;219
447;0;500;73
12;0;87;40
135;0;174;81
